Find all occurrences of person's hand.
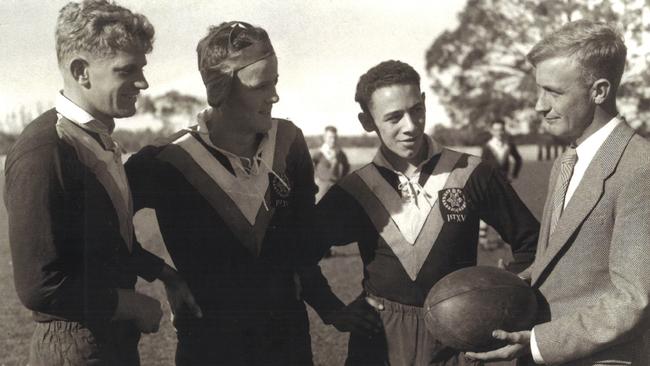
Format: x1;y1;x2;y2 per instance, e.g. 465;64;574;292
327;296;384;337
517;267;532;285
114;289;163;334
164;278;203;322
159;265;203;321
465;330;531;362
133;292;164;334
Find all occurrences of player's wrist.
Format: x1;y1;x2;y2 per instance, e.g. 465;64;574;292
157;263;182;286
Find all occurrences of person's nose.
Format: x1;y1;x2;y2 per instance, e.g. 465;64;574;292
268;85;279;104
535;90;550;114
134;70;149;90
402;112;419;135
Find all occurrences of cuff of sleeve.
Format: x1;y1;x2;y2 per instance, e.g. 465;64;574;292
85;287;119;324
132;244;166;282
311;295;346;325
297;266;346;323
531;328;545;364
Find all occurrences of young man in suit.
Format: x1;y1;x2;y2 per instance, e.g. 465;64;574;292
125;21;344;365
4;1;198;365
309;60;539;365
466;20;650;365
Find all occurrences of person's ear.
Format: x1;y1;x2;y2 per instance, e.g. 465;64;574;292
591;78;611;105
358;112;375;133
70;57;90;87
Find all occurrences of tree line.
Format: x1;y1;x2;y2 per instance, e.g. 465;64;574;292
425;0;650;132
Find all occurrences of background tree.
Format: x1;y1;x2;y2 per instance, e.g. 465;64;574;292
425;0;650;132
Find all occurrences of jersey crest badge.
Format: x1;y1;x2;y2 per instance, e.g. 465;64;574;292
270;172;291;207
440;188;468;223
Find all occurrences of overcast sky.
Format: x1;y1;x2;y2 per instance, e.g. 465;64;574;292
0;0;467;135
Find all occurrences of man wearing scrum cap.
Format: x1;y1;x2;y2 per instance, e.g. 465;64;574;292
125;21;344;365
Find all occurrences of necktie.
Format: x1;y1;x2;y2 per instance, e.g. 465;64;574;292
549;148;578;236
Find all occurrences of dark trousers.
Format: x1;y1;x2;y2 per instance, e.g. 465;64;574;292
175;305;313;366
29;320;140;366
346;294;482;366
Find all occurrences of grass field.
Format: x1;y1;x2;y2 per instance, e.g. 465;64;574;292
0;147;552;366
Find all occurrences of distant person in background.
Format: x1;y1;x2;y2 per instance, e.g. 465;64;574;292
312;125;350;202
3;1;196;365
479;119;522;267
481;119;522;181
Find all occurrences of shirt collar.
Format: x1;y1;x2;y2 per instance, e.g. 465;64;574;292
488;137;506;147
373;135;442;177
320;143;340;160
575;115;623;163
55;92;114;134
195;107;270;169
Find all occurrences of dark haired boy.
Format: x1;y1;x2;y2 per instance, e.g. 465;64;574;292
311;60;539;365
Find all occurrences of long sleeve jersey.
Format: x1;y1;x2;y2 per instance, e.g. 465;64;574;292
4;108;164;326
125;118;344;328
312;148;539;306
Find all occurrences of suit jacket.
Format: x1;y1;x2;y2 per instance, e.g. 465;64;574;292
529;122;650;365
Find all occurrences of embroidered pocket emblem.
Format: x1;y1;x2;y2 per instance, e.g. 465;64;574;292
271;172;291;198
440;188;468;223
270;172;291;208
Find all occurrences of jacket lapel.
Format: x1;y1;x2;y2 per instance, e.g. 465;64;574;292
532;123;635;285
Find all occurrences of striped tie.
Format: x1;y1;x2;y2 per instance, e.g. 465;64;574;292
549;148;578;236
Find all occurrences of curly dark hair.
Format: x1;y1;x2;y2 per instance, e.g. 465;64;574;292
354;60;421;114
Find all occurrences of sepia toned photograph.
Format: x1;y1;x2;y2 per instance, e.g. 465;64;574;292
1;0;650;365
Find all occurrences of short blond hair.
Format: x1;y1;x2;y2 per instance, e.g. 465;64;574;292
55;0;154;65
527;19;626;90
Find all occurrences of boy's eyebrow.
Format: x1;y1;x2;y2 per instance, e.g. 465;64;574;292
382;110;403;120
539;84;561;93
114;64;135;70
114;58;147;70
381;100;424;120
114;63;140;71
